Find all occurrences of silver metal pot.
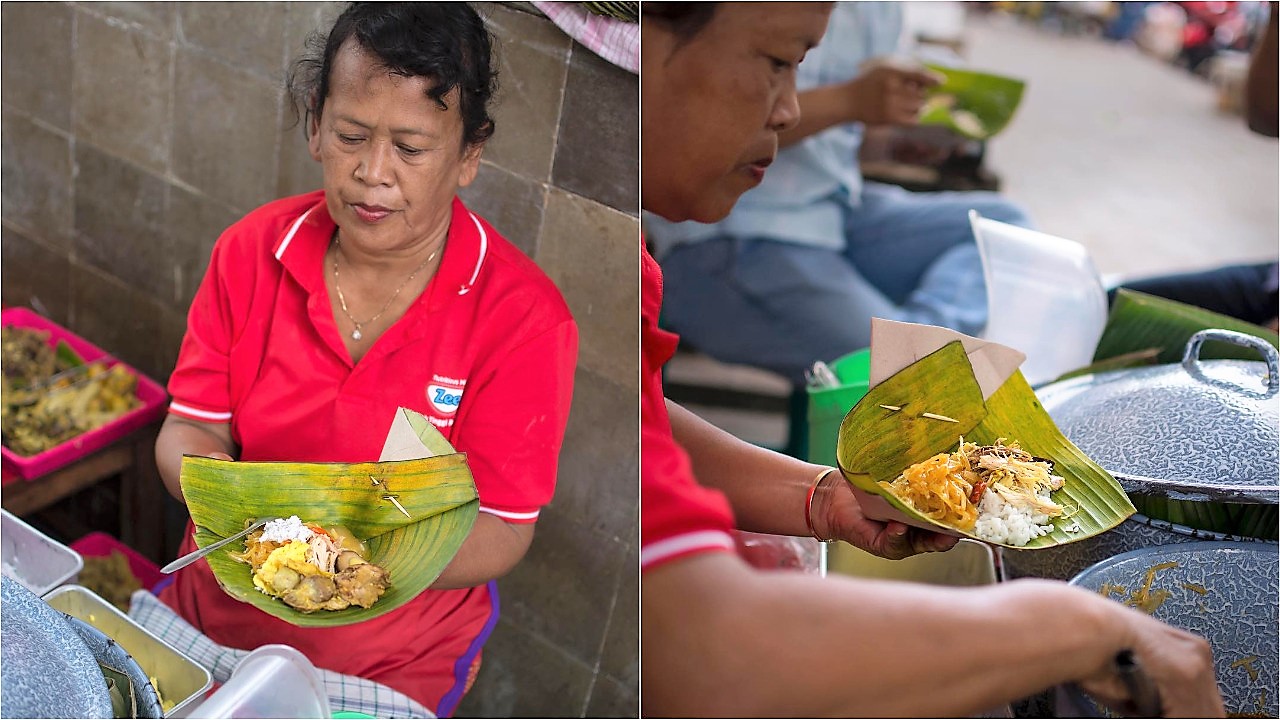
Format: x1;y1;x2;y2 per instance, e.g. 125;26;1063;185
1004;329;1279;580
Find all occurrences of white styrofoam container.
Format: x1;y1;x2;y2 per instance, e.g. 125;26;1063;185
1;508;83;596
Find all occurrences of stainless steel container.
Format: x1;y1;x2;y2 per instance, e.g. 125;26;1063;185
1;508;83;596
44;585;213;718
1055;542;1278;718
1005;330;1279;580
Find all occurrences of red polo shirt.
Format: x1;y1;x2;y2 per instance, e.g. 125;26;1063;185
640;242;736;571
162;190;577;715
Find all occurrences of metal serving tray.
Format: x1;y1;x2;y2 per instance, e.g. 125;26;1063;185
44;585;213;718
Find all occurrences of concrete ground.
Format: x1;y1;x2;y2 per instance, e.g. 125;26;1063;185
967;11;1278;279
671;8;1280;450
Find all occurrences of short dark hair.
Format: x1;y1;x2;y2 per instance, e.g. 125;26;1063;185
288;2;498;148
641;3;718;44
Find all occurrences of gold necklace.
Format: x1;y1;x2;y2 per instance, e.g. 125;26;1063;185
332;237;437;341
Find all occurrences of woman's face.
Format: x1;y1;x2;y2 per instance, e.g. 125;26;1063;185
641;3;832;223
309;39;482;254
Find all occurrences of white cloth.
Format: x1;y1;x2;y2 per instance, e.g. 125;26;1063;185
532;1;639;74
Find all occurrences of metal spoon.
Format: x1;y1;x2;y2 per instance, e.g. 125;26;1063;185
160;518;272;574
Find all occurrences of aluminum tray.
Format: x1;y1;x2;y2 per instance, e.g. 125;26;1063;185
44;585;213;718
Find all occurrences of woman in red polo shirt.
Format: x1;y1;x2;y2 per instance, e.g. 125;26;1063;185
153;4;577;715
640;4;1223;717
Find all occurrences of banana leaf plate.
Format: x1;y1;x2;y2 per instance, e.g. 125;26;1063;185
837;341;1134;549
180;442;477;627
920;64;1025;140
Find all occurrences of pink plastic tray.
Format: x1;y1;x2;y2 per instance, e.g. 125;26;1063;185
70;532;165;591
2;307;169;480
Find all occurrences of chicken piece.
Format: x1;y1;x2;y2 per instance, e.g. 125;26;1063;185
281;575;337;612
322;594;352;611
335;562;390;609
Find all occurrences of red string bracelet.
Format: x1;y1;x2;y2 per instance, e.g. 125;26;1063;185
805;467;838;543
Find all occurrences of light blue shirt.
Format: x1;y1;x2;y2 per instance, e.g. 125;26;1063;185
647;3;904;254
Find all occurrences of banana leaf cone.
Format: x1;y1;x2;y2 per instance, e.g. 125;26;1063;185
836;341;1135;549
180;452;478;627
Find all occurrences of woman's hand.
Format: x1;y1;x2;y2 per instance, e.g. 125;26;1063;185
1075;591;1225;718
841;61;944;127
811;469;958;560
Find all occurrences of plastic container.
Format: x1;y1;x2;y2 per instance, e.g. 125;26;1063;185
1;307;169;480
44;584;213;718
805;348;872;468
1;508;83;596
71;532;166;591
970;211;1108;387
187;645;331;719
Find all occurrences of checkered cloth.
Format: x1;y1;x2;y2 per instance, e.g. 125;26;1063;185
531;2;638;74
128;590;434;718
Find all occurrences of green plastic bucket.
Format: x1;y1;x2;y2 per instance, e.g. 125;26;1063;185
805;348;871;467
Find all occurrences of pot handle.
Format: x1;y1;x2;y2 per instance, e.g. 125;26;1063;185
1181;329;1279;393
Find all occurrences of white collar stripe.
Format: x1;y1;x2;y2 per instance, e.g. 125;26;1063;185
274;206;316;261
458;211;488;295
640;530;736;568
478;506;540;521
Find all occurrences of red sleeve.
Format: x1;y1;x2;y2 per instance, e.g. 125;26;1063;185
167;237;238;424
641;410;737;570
640;242;736;570
452;318;579;523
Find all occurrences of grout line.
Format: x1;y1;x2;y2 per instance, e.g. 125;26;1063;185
67;4;79;330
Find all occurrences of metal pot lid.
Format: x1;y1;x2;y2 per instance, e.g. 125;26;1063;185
1036;330;1279;504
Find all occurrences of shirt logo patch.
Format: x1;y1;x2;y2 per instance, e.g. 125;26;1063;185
426;376;465;417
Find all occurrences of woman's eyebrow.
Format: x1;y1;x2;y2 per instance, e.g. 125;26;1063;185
334;115;436;138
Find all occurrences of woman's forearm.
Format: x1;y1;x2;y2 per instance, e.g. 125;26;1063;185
155;415;237;503
667;400;826;536
643;553;1216;718
430;513;535;589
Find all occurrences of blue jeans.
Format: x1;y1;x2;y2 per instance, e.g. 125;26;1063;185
659;182;1033;384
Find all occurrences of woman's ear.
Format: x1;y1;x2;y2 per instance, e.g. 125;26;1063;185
306;110;322;162
456;140;485;188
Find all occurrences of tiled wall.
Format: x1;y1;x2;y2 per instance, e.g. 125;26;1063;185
0;2;638;716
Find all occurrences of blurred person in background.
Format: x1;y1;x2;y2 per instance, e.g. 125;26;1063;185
644;1;1034;386
1245;0;1278;137
641;2;1225;717
1112;0;1278;332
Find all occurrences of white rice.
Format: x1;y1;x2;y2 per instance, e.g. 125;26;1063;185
972;489;1054;546
259;515;314;544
